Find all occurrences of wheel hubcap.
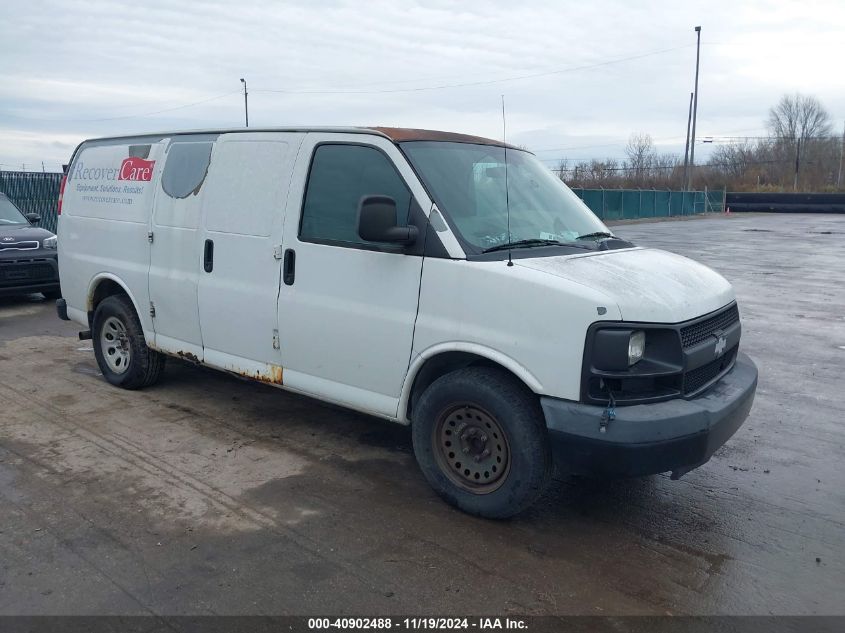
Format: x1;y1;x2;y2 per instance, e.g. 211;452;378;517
434;404;510;493
100;316;131;374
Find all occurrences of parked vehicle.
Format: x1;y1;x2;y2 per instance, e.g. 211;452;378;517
0;192;60;299
56;127;758;517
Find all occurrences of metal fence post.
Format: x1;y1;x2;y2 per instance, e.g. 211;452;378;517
601;187;605;220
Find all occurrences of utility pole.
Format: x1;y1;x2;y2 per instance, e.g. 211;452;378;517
793;136;801;192
838;120;844;190
683;91;693;190
688;26;702;191
240;78;249;127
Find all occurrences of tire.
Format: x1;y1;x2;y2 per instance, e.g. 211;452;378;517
412;366;552;519
92;295;165;389
42;289;62;300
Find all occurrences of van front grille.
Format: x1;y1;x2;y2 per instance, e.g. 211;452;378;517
683;347;737;395
680;304;740;349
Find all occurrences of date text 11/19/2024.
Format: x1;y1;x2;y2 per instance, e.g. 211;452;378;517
307;617;528;630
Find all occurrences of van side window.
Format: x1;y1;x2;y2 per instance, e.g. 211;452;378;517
300;144;411;246
162;142;213;199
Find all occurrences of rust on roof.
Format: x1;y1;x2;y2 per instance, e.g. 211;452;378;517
370;127;519;149
78;126;526;152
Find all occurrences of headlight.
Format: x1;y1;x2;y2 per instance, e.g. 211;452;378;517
43;235;57;249
628;330;645;365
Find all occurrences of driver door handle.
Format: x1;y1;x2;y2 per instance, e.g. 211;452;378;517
283;249;295;285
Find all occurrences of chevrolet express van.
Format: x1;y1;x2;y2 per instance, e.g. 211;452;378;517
56;127;757;518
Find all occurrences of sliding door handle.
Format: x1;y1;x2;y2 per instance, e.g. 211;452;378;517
203;239;214;273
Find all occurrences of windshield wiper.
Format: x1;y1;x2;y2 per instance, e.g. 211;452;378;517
575;231;615;241
482;238;565;253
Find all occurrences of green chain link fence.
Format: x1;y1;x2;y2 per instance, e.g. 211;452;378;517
0;171;63;233
571;188;725;221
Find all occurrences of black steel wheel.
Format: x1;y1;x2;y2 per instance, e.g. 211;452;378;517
433;403;511;494
412;365;552;518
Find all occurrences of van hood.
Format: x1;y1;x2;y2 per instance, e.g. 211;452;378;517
516;247;734;323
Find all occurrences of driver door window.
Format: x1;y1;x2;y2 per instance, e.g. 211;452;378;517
299;144;411;247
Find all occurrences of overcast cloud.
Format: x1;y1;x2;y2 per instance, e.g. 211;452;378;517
1;0;843;171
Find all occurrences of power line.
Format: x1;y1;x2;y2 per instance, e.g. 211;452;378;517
552;157;815;172
532;136;688;153
0;41;703;130
535;133;845;163
4;90;241;123
1;43;690;126
253;44;693;95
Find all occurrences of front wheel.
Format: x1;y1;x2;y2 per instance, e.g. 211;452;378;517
92;295;165;389
412;366;552;519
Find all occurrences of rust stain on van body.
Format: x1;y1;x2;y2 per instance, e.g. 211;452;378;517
171;350;282;386
372;126;519;149
176;350;200;364
238;365;284;386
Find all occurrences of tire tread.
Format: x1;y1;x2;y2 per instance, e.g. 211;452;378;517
412;365;552;518
93;294;165;390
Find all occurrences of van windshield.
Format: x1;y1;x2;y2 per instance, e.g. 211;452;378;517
0;196;28;225
401;141;609;255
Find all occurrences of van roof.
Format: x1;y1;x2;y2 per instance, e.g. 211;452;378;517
81;126;518;149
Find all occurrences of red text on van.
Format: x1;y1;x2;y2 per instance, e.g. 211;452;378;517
118;157;155;181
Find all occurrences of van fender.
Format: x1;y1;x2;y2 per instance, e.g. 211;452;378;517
86;273;154;344
398;342;544;424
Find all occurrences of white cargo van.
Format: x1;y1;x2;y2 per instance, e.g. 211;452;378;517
56;127;757;517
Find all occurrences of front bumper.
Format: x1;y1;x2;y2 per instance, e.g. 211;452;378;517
541;352;758;478
0;252;60;297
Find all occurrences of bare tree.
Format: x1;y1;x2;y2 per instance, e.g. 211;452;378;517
558;95;842;192
767;94;832;141
555;159;570;182
708;142;757;180
625;133;655;180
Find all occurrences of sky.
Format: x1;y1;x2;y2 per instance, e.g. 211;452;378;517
1;0;843;172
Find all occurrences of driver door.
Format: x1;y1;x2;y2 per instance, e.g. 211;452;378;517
278;134;430;417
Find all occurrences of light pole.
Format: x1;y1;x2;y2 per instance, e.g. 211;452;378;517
240;78;249;128
683;91;693;190
687;26;701;190
838;120;844;190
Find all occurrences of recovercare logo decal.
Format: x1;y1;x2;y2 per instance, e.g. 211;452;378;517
69;157;156;206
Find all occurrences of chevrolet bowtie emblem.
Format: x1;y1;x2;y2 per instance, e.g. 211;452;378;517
713;333;727;357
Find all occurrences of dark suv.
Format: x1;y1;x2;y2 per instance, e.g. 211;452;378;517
0;192;60;299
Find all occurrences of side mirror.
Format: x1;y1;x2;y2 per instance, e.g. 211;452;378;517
357;195;418;245
25;213;41;225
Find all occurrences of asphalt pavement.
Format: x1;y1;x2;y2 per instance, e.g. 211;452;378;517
0;213;843;615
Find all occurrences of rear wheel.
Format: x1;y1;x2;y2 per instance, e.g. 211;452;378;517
92;295;165;389
412;366;552;518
